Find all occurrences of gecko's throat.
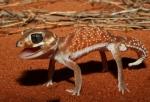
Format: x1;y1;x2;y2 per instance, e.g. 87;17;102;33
19;46;44;59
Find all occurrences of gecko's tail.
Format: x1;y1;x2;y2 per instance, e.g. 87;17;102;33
125;37;148;67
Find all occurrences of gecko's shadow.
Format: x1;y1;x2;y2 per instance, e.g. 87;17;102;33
17;57;146;86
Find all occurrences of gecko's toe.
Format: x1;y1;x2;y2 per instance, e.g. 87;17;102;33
66;89;74;93
66;88;80;96
118;83;130;94
43;80;53;87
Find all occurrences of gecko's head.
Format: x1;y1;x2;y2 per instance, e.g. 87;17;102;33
16;28;58;59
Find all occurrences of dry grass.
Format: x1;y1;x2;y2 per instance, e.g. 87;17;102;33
0;0;149;35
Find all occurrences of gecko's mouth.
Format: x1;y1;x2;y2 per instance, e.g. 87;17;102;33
19;46;44;59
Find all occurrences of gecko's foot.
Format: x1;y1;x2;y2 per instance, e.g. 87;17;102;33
43;80;53;87
118;83;130;94
66;88;80;96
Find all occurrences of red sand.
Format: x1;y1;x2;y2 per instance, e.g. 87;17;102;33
0;1;150;102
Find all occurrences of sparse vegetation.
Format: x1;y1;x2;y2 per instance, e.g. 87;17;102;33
0;0;149;35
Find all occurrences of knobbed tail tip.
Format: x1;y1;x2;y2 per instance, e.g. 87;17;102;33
128;57;145;67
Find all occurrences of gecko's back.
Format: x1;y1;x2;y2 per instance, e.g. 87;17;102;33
58;26;147;64
64;26;114;53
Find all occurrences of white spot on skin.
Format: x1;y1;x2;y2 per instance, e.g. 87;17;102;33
119;44;127;51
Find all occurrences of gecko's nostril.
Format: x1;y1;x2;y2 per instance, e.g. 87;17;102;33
16;41;23;47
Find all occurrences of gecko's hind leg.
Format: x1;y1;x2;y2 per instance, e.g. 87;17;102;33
107;43;129;94
99;50;108;72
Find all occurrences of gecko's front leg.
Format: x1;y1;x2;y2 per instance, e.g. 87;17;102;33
65;59;82;96
56;56;82;96
45;59;55;87
107;43;129;94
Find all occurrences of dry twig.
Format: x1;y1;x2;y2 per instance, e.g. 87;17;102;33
0;0;149;34
1;9;149;30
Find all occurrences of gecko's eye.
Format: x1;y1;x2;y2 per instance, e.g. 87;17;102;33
31;33;43;44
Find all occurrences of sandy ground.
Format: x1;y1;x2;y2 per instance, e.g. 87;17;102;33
0;1;150;102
